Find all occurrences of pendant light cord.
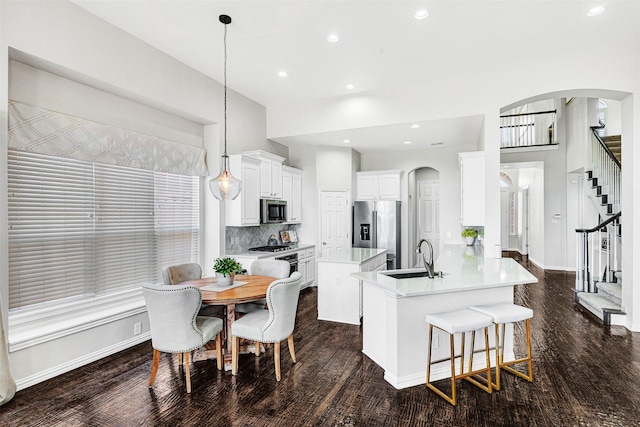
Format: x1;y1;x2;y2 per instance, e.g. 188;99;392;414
223;21;228;157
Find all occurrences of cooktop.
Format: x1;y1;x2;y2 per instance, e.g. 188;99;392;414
248;245;291;253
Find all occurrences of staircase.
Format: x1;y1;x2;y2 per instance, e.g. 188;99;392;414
575;125;624;325
577;272;625;325
602;135;621;163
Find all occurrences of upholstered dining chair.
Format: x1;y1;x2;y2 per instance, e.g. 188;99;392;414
142;283;223;393
231;272;303;381
236;259;291;314
162;263;202;286
162;263;222;317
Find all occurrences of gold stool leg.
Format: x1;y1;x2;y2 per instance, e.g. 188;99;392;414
425;325;458;406
463;327;493;394
500;319;534;382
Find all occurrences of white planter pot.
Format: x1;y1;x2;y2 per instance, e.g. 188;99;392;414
464;236;476;246
215;272;235;286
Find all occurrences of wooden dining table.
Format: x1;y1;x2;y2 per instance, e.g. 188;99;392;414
180;274;276;370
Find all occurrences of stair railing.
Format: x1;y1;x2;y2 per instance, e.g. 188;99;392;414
575;212;620;293
589;121;621;214
500;109;557;148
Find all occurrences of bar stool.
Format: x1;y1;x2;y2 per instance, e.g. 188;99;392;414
469;303;533;390
424;309;494;406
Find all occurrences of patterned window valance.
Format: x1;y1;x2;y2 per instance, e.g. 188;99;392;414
8;100;208;176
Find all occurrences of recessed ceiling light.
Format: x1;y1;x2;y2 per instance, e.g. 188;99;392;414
277;71;288;78
587;6;605;16
411;124;421;129
343;139;350;144
415;10;429;20
403;141;412;145
345;84;355;90
327;34;340;43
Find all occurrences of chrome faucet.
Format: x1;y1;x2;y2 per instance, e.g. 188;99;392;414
416;239;435;279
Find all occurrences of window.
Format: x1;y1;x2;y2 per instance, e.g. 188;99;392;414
8;149;200;311
598;100;607;137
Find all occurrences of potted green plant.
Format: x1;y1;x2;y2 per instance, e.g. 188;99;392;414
213;257;243;286
461;228;478;246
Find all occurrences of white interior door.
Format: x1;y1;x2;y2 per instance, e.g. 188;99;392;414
417;181;439;262
320;190;351;258
500;190;509;249
522;188;529;255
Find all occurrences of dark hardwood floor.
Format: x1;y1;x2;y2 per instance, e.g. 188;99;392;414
2;256;640;426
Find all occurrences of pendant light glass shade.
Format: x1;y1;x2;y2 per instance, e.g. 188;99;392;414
210;155;241;201
210;14;241;201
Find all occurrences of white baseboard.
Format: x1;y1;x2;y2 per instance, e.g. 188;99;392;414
16;332;151;391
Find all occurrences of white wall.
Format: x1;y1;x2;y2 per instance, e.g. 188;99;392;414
601;98;622;136
0;0;269;388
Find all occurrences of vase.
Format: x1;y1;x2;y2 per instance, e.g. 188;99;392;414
464;236;475;246
215;272;235;286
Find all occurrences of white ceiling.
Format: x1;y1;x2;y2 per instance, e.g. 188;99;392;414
70;0;639;153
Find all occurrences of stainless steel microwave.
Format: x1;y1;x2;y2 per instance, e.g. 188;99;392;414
260;199;287;223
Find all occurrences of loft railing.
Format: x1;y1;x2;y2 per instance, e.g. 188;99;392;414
589;121;621;214
500;109;557;148
575;212;621;293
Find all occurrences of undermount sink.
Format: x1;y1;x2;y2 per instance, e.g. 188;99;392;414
378;269;449;280
383;271;432;279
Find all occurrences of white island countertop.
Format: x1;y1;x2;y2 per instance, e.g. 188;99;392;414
317;248;387;265
353;244;537;297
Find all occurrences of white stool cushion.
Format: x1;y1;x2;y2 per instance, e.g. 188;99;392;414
469;303;533;324
425;309;494;334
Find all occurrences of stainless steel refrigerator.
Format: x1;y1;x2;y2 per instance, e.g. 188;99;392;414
353;201;401;269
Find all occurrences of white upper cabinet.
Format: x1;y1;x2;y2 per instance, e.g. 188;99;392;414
459;151;485;227
356;170;403;201
282;166;303;223
225;154;261;226
245;150;285;199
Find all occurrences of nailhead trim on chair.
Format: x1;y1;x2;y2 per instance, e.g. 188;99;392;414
143;284;206;353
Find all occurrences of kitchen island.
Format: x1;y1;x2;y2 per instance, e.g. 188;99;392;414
352;244;538;390
317;248;387;324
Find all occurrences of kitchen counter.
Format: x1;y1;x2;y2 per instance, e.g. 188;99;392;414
317;248;387;264
317;248;388;325
352;244;538;390
353;244;537;297
226;243;314;259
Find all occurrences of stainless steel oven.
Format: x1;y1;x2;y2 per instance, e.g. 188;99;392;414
275;252;298;276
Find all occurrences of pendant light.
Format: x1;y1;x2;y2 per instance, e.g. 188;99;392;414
210;14;241;201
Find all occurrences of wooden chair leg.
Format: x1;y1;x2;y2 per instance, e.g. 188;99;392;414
215;334;223;370
178;352;183;366
287;334;296;363
232;335;239;375
255;340;261;356
184;352;191;393
148;349;161;387
274;341;281;381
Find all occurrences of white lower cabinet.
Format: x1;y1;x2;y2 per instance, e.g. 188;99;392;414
317;250;387;325
298;247;315;289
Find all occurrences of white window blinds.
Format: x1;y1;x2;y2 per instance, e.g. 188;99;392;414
8;149;200;311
